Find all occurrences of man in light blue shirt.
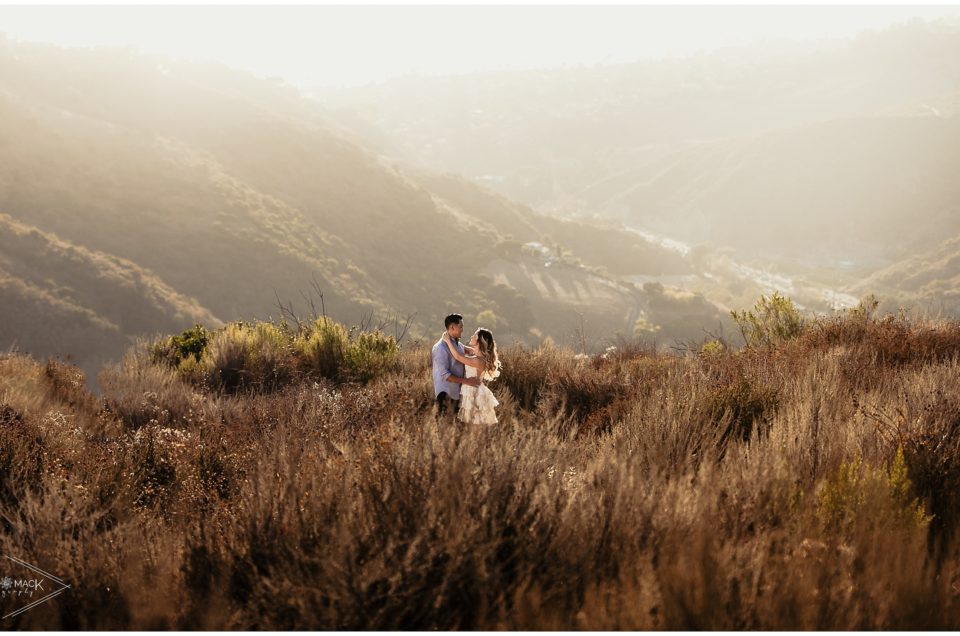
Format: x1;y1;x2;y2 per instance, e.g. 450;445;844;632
432;313;480;418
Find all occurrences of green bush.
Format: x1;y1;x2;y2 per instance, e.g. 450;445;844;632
476;309;502;330
731;292;806;348
292;319;398;383
699;339;726;357
633;314;661;336
151;324;210;368
344;330;400;382
144;318;403;391
200;321;294;393
817;447;932;539
295;318;350;380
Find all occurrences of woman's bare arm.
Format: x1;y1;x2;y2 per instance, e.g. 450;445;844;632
443;335;485;370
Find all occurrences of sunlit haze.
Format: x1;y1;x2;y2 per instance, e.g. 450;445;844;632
1;4;959;87
3;3;960;378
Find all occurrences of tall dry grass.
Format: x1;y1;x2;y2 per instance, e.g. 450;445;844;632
2;310;960;628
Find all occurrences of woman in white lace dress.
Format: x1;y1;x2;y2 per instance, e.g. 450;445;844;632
441;327;501;425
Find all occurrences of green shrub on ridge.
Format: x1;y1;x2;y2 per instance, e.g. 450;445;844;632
151;324;210;368
151;317;399;392
294;318;350;380
200;321;294;393
344;329;400;382
731;292;806;348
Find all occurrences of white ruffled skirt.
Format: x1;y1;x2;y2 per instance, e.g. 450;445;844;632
458;383;499;425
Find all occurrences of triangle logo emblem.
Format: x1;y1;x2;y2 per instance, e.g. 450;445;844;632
2;554;71;621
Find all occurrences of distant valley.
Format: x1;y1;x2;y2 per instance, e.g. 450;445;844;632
316;19;960;314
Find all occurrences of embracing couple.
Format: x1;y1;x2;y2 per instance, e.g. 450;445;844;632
431;313;502;425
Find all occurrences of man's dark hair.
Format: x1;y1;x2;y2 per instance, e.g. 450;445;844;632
444;313;464;329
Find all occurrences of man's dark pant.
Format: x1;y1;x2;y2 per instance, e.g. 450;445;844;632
436;391;459;418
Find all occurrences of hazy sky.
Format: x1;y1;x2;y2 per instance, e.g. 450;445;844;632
1;4;960;87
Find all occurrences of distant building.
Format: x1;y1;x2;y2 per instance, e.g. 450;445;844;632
521;241;551;257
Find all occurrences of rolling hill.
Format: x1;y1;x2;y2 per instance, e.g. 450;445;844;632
0;37;725;380
0;212;220;373
315;19;960;314
853;234;960;314
600;113;960;266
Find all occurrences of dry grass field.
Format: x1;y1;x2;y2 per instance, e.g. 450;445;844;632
3;299;960;629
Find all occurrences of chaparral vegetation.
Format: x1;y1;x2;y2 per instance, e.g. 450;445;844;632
3;297;960;629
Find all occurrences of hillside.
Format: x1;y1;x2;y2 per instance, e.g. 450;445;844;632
604;113;960;266
317;20;960;279
0;213;219;375
317;21;960;202
853;234;960;313
0;37;724;376
0;39;375;324
415;172;691;278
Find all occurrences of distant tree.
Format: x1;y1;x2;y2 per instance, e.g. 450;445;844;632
476;309;500;329
633;314;661;336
